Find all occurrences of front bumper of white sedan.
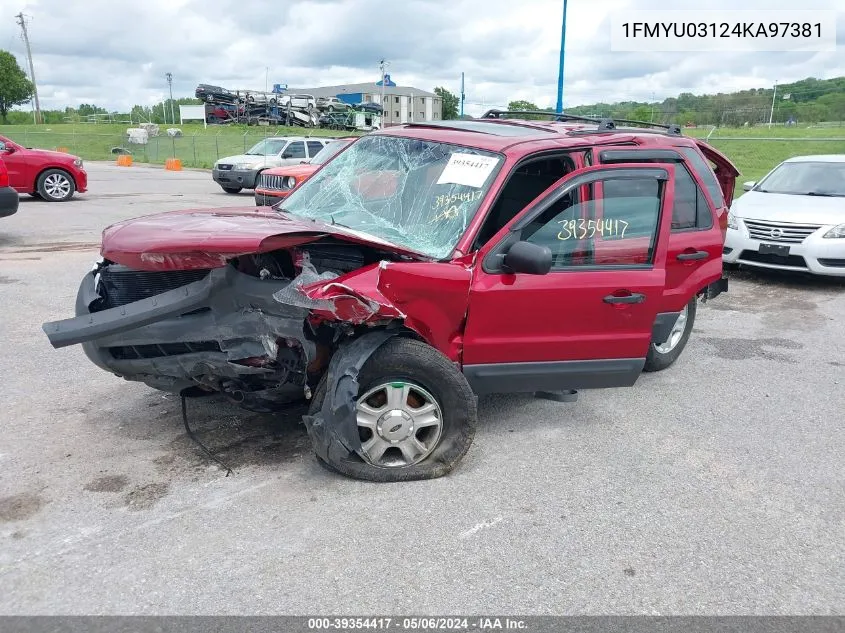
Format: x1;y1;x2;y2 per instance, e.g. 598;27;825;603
723;217;845;276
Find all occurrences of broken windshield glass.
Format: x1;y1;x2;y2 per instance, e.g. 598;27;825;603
279;135;503;258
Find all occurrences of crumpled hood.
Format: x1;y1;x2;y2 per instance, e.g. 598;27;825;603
100;206;424;271
216;154;277;166
732;191;845;225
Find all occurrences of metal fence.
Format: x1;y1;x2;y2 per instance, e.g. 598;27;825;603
1;128;349;169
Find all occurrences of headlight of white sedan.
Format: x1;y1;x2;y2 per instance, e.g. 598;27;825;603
727;211;739;230
823;224;845;239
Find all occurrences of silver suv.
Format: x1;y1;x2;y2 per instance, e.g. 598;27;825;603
317;97;349;112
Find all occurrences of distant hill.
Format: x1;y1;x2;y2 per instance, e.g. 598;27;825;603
565;76;845;126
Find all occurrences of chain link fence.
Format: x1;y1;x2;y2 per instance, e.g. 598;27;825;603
0;127;350;169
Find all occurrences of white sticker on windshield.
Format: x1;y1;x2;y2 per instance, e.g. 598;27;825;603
436;153;499;188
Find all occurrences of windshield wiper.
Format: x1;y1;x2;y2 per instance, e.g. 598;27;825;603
806;191;844;197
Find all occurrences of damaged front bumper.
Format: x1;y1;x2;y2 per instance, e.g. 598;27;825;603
42;264;315;396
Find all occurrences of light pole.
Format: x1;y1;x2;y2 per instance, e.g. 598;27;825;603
460;72;465;118
768;80;778;128
165;72;175;125
555;0;568;114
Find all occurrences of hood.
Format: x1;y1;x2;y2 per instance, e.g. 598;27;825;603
28;147;80;162
262;164;318;178
100;206;425;271
216;154;277;166
732;191;845;225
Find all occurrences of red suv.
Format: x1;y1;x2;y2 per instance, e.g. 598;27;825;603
0;135;88;202
42;112;738;482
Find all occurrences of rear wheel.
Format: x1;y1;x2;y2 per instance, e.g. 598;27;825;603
37;169;75;202
308;337;477;482
644;298;697;372
221;186;242;194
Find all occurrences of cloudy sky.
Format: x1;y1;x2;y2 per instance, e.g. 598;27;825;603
1;0;843;116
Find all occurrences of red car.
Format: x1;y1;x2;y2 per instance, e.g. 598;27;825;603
0;135;88;202
42;112;738;482
0;157;19;217
254;137;357;206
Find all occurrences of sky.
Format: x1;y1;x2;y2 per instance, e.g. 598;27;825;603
0;0;843;116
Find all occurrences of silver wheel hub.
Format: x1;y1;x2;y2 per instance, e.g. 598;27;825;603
44;174;71;198
356;382;443;468
654;304;689;354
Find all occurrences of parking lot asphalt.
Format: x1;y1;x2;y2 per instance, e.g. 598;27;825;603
1;163;843;614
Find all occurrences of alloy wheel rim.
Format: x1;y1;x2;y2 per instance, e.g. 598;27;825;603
355;382;443;468
44;174;71;199
654;305;689;354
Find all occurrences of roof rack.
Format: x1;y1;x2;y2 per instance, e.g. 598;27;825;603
479;109;682;136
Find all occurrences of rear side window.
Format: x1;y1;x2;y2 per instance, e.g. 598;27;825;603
678;146;724;207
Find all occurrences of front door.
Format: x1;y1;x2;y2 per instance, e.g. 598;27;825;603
462;164;678;395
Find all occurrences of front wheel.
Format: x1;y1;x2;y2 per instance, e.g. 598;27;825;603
643;298;697;372
308;337;477;482
37;169;75;202
221;186;242;194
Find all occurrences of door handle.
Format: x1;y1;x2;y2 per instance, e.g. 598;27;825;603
676;250;708;261
603;292;646;305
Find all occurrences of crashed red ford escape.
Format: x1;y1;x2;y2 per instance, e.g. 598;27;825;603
42;112;738;482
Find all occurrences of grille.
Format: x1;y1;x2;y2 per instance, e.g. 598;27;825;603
259;173;290;191
743;219;821;244
217;164;233;171
107;341;222;360
95;265;210;311
738;250;808;268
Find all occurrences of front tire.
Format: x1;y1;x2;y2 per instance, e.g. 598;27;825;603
644;298;697;372
308;337;477;482
37;169;75;202
221;186;242;194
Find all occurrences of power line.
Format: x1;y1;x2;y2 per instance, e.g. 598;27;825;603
15;12;41;125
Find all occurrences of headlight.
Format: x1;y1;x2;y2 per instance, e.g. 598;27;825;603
727;211;738;230
823;224;845;239
284;176;297;189
73;158;83;168
235;162;260;170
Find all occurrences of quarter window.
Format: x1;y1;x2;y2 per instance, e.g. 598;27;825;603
678;146;724;207
522;176;664;268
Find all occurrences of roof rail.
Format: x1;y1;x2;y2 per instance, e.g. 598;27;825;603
480;109;682;136
481;109;597;124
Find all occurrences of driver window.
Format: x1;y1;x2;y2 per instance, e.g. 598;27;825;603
284;142;306;158
521;175;664;269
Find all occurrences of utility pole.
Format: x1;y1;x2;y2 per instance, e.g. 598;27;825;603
15;13;41;125
555;0;568;114
460;72;465;118
265;67;269;93
378;58;388;112
768;80;778;128
165;73;175;125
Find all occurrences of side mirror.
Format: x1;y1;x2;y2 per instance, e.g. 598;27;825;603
503;240;552;275
742;181;756;191
0;144;13;153
282;152;293;159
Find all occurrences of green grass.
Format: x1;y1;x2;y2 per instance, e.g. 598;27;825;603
2;122;844;197
0;123;357;169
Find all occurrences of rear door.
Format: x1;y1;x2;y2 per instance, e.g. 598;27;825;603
462;163;678;395
593;146;723;311
306;140;326;159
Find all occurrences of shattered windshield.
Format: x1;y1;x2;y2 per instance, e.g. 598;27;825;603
279;135;503;258
245;139;287;156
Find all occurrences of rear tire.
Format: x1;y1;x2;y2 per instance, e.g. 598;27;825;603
644;298;697;372
308;337;477;482
36;169;75;202
221;186;242;194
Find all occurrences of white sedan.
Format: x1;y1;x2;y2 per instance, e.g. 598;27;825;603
724;155;845;276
